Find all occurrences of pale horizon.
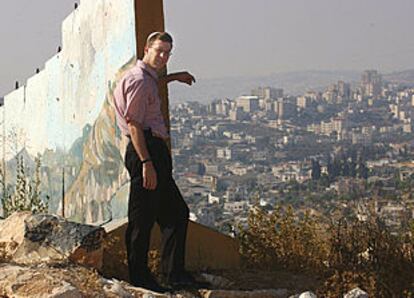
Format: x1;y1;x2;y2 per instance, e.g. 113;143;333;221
1;0;414;96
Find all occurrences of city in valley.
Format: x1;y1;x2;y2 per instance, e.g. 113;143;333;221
170;70;414;235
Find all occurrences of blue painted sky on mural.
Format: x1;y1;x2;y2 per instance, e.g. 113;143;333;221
1;0;414;96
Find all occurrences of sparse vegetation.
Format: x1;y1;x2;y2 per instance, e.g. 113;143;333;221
239;204;414;297
239;205;328;273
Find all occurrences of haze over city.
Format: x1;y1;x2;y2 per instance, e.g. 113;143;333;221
1;1;414;295
1;0;414;97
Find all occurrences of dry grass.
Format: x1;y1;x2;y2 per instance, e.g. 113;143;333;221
239;205;414;297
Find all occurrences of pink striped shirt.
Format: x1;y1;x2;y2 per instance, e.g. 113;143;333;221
113;60;168;138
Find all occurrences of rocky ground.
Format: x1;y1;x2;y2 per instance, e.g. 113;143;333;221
0;212;369;297
0;261;369;298
0;261;290;297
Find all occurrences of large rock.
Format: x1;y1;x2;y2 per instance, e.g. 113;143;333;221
200;289;288;298
299;292;317;298
344;287;369;298
0;212;105;270
0;212;31;261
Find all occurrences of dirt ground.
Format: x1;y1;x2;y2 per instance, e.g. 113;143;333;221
211;268;323;293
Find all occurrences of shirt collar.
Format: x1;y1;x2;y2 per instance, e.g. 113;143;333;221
136;60;158;81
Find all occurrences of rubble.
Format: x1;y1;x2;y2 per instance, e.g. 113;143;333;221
0;212;104;270
0;212;373;297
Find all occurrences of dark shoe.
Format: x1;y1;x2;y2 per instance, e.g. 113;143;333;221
131;273;172;293
168;271;210;289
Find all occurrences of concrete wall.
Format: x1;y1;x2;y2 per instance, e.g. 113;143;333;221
0;0;165;223
102;219;241;281
0;0;242;275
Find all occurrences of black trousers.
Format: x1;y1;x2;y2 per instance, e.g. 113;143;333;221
124;132;189;284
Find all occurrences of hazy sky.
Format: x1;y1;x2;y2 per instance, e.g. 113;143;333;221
1;0;414;97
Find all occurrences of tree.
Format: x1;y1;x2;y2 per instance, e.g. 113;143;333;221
328;158;340;180
357;160;369;179
311;159;321;180
342;159;350;176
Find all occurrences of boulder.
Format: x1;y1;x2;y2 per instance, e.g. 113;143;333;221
200;289;288;298
0;212;105;270
200;273;234;288
299;291;317;298
0;212;31;261
101;278;134;298
344;287;369;298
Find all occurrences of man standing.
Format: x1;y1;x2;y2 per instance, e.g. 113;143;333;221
114;32;197;292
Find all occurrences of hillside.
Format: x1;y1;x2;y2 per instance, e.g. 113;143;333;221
384;69;414;86
169;70;361;104
169;69;414;105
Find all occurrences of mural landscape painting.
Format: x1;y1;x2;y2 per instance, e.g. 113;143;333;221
1;0;139;223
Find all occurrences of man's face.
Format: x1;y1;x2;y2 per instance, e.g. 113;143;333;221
144;40;172;70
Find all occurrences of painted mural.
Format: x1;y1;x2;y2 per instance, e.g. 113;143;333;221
1;0;139;223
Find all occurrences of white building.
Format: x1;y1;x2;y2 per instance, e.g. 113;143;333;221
217;147;232;160
236;96;260;113
224;201;248;213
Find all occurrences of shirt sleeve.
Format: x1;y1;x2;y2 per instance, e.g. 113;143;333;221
124;76;148;127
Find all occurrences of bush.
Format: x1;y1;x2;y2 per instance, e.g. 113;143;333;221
239;204;414;296
324;216;414;296
238;205;328;273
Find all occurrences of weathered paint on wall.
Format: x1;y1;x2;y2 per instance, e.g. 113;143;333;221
59;0;136;149
0;0;165;223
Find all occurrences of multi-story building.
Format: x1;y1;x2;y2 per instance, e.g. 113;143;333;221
209;98;231;116
361;70;382;98
236;95;260;113
274;97;296;119
217;147;232;160
297;96;311;109
338;80;351;99
389;104;399;119
251;86;283;100
319;117;346;137
229;106;245;121
304;91;322;102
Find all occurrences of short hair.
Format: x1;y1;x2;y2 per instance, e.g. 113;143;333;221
146;32;173;48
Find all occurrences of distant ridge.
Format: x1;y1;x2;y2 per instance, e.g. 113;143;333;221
169;70;360;105
169;69;414;105
384;69;414;86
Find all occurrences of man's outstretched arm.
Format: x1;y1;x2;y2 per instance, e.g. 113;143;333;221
159;71;196;86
